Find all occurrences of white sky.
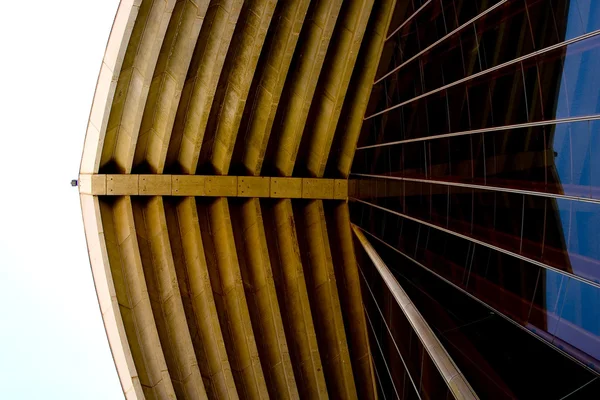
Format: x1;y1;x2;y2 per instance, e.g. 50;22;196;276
0;1;124;398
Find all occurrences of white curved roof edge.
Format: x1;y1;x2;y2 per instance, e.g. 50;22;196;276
80;0;141;175
79;1;143;399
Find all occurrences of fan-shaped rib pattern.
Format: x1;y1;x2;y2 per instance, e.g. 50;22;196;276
80;0;399;398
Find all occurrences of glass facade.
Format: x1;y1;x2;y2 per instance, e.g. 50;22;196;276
350;0;600;397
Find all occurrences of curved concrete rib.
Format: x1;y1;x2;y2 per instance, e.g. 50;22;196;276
133;197;207;399
295;200;358;399
101;196;177;399
231;199;299;399
268;0;343;177
81;0;140;175
82;195;144;399
299;0;375;178
197;198;269;398
325;202;377;400
328;0;397;178
81;1;394;398
165;197;239;399
198;0;278;175
262;199;328;399
166;0;244;174
101;0;177;173
352;225;479;400
233;0;311;175
133;0;209;174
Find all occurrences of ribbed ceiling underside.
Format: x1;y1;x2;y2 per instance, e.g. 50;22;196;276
80;0;396;398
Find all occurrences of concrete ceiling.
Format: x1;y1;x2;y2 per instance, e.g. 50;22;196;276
79;0;396;398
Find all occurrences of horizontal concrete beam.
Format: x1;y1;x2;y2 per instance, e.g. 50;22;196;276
79;174;348;199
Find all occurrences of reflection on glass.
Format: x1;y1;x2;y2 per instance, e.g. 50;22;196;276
353;220;599;398
356;242;450;400
364;35;600;150
351;176;600;285
553;276;600;361
352;0;600;389
354;120;600;199
350;199;600;373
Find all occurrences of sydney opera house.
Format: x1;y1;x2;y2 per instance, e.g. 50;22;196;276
79;0;600;398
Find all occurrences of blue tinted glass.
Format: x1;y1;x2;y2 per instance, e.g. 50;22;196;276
555;198;600;283
574;0;600;34
551;122;591;197
557;36;600;118
553;278;600;365
570;121;591;194
552;123;574;189
528;268;569;336
590;120;600;199
569;201;600;282
564;0;587;38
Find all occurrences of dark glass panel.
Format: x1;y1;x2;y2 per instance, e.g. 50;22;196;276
521;194;546;260
448;135;475;182
386;293;416;382
383;0;448;76
428;136;451;181
375;0;600;117
402;374;421;400
471;189;497;242
356;240;430;399
404;180;430;221
419;351;449;400
385;0;423;38
352;172;600;285
359;229;600;397
568;200;600;281
366;35;600;147
447;185;474;235
367;324;398;399
540;35;600;119
397;217;420;257
382;290;408;394
446;85;471;133
426;91;450;135
523;62;544;122
351;0;600;393
354;118;598;198
528;268;569;337
351;147;370;175
559;23;600;116
555;0;589;47
481;125;549;192
547;122;592;197
454;0;504;28
547;199;600;284
350;199;600;371
465;71;495;129
378;0;505;79
561;377;600;399
402;141;426;178
430;183;448;227
476;252;538;324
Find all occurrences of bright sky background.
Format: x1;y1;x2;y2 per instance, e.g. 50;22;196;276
0;1;124;398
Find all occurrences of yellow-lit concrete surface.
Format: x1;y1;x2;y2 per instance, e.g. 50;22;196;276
79;0;402;398
80;174;347;199
262;199;328;398
268;0;343;177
